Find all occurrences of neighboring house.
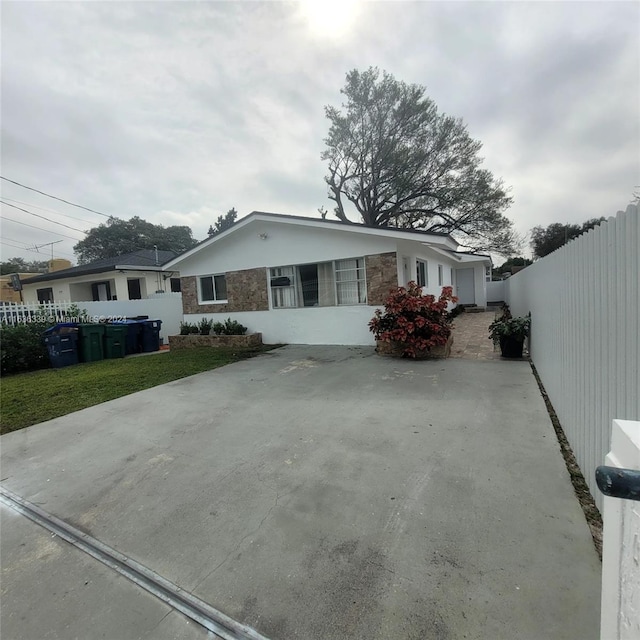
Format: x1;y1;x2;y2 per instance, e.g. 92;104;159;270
1;272;40;303
164;212;492;345
20;250;182;304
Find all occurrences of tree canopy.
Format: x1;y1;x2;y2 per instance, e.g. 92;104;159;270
0;257;48;275
208;207;238;236
492;256;532;278
322;67;517;255
530;217;606;258
74;216;198;264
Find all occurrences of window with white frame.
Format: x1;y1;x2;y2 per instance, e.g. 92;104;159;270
416;260;428;288
199;274;227;302
270;258;366;309
438;264;443;286
335;258;366;305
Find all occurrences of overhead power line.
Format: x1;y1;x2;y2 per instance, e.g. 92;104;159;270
1;197;95;224
1;216;83;241
0;200;87;235
0;176;114;218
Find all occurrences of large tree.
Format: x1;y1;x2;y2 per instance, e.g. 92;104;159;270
322;67;517;254
208;207;238;236
530;217;606;258
74;216;198;264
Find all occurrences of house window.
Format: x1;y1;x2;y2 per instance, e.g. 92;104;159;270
170;278;181;293
335;258;366;305
199;274;227;302
37;287;54;303
438;264;443;287
450;268;454;286
485;266;492;282
127;279;142;300
416;260;428;288
270;257;366;309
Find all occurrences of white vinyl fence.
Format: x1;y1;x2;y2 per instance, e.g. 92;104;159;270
486;280;506;304
0;294;183;342
505;203;639;512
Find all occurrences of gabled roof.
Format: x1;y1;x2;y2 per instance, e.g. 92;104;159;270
164;210;460;269
21;249;177;284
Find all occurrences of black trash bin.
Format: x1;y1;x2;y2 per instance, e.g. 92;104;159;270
114;320;144;354
140;319;162;353
43;323;80;368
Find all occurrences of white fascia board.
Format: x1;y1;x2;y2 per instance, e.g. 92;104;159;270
114;265;167;272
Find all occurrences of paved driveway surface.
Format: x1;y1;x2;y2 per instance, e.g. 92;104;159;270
1;345;601;639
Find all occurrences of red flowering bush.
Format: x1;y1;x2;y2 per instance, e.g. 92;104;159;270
369;282;458;358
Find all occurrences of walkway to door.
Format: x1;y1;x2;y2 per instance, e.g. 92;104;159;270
450;309;502;360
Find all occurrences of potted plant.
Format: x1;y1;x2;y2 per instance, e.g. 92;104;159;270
198;317;213;336
488;305;531;358
369;283;458;358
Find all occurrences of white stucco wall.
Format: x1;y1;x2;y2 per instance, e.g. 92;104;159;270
176;220;399;276
21;270;172;304
186;306;379;345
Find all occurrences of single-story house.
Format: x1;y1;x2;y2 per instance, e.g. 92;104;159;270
164;212;492;345
20;250;182;304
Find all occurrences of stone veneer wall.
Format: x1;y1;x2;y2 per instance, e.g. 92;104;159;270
365;252;398;305
168;333;262;349
181;268;269;314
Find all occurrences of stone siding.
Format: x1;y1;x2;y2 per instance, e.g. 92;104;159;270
365;252;398;305
181;268;269;314
168;333;262;350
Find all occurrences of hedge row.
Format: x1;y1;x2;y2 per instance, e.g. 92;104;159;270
0;322;54;376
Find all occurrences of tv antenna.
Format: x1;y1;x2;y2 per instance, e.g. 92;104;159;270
29;240;64;261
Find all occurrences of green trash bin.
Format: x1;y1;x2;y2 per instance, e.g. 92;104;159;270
103;325;128;359
78;324;105;362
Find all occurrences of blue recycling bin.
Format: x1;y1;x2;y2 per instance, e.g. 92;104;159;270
140;319;162;353
43;323;80;368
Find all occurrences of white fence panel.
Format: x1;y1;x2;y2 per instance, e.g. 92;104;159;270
600;420;640;640
486;281;506;303
505;204;639;512
1;295;184;342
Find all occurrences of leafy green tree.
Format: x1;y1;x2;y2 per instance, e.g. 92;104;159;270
208;208;238;236
74;216;198;264
493;256;533;278
0;258;48;275
322;67;517;255
530;217;606;258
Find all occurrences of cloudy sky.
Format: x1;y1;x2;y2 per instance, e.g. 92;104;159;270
1;0;638;265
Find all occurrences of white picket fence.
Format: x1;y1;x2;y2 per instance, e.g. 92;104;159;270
505;203;639;512
0;294;184;341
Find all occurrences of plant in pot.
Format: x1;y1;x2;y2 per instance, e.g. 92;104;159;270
369;283;458;358
488;305;531;358
198;317;213;336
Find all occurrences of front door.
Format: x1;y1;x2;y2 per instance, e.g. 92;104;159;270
456;268;475;304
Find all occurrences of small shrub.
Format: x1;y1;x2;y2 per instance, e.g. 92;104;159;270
1;322;54;375
213;317;247;336
197;318;213;335
369;282;458;358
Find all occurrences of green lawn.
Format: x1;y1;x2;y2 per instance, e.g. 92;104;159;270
1;346;278;435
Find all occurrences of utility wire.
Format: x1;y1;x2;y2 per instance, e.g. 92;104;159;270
0;200;87;235
1;216;83;241
1;176;115;218
1;197;96;225
0;236;75;260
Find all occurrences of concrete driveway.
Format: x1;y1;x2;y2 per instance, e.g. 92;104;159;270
1;345;601;639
